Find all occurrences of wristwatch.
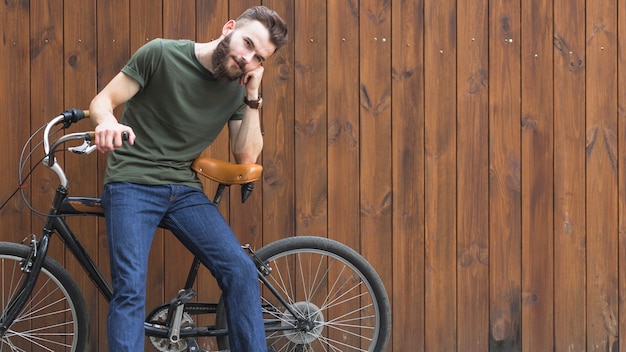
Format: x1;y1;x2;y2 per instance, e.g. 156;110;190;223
244;96;263;109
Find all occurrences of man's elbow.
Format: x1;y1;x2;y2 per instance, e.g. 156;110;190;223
233;152;259;164
233;144;263;164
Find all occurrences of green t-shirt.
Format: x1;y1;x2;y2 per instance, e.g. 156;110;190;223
104;38;246;188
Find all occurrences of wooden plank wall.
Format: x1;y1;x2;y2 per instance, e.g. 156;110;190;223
1;0;625;351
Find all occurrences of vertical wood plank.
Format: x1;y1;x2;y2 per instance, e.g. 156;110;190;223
29;0;64;244
520;0;554;349
488;0;522;350
293;0;327;238
261;0;296;247
423;0;457;350
163;0;196;40
197;0;228;43
359;4;393;351
328;0;365;348
0;0;30;243
619;0;626;349
456;0;489;350
95;0;130;349
130;0;163;52
585;0;619;349
328;0;360;255
553;0;587;349
391;0;425;349
63;0;100;349
230;0;258;16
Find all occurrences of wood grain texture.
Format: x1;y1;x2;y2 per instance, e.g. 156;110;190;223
619;0;626;348
391;0;425;350
520;0;554;350
0;0;31;245
585;0;619;350
489;0;522;350
554;0;587;350
358;1;394;350
456;0;489;350
424;0;457;350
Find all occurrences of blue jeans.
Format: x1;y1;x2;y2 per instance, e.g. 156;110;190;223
102;182;266;351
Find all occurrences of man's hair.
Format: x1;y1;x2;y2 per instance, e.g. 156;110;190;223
236;6;288;50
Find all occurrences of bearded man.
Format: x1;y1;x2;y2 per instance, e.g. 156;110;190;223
89;6;288;351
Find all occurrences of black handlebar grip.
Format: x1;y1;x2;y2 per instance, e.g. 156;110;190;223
62;108;87;123
63;108;85;123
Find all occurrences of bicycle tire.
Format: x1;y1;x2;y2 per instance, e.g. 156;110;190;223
215;236;391;351
0;242;89;351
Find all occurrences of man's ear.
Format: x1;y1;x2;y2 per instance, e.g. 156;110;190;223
222;20;236;36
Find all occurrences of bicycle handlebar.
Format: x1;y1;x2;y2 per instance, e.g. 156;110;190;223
43;109;94;188
43;109;90;155
45;108;129;160
42;109;130;188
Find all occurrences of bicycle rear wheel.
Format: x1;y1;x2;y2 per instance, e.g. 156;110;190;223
0;242;89;351
216;236;391;351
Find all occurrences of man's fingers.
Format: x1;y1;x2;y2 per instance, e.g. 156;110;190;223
95;129;134;152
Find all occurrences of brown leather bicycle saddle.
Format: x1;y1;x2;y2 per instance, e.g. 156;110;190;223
191;157;263;185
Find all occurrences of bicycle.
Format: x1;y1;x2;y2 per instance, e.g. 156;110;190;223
0;108;391;352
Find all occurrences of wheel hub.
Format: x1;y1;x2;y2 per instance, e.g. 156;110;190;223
281;301;325;344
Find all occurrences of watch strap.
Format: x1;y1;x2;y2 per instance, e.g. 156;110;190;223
244;96;263;109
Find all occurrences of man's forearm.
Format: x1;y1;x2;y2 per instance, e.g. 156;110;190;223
232;108;263;164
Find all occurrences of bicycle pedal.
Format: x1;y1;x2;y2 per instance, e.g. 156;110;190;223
170;288;197;306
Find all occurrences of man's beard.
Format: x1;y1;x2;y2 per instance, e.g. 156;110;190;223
211;33;245;82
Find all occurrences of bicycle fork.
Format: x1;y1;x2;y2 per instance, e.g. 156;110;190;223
0;230;53;336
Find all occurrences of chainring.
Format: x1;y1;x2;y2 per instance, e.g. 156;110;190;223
147;307;195;352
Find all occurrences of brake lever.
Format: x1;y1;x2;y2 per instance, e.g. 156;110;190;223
68;141;97;155
67;131;128;155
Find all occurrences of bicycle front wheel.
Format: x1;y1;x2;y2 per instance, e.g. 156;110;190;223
0;242;89;351
216;236;391;351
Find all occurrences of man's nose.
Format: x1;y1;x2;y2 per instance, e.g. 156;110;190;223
243;51;256;65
